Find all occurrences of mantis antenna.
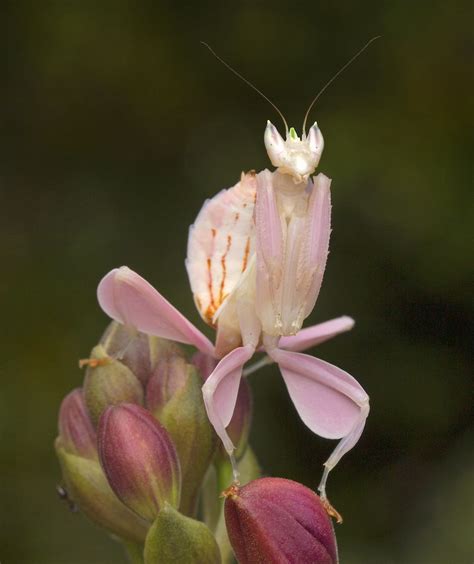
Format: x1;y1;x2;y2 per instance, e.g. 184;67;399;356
302;36;381;135
200;41;289;135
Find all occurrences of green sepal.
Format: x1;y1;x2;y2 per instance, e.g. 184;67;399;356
155;367;216;516
144;503;221;564
55;440;149;543
123;541;145;564
84;345;144;425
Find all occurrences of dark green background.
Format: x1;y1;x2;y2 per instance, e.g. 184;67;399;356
1;1;472;563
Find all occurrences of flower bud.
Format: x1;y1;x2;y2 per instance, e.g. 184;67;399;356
83;344;144;425
144;503;221;564
191;351;217;380
98;403;181;522
224;477;338;564
146;353;190;415
55;439;149;542
147;361;216;516
100;321;185;386
208;446;261;563
58;388;97;459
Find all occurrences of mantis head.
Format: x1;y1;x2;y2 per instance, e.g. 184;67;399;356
264;121;324;184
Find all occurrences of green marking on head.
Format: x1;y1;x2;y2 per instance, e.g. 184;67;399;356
289;127;299;140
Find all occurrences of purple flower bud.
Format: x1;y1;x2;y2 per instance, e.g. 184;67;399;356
191;351;217;381
58;388;97;459
100;322;154;385
147;358;217;517
98;403;181;522
146;353;190;415
224;477;338;564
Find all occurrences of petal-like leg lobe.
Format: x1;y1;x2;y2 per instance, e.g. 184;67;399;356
97;267;215;356
279;316;354;352
269;347;369;497
202;344;255;455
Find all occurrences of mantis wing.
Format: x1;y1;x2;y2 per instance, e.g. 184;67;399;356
186;172;257;328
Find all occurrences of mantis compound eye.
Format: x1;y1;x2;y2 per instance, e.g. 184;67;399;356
307;122;324;164
264;121;287;167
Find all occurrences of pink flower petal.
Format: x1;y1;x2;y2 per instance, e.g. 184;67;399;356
97;267;215;356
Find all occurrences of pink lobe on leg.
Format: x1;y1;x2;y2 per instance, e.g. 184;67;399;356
269;348;368;440
298;173;332;320
269;346;369;498
279;316;355;352
254;170;284;335
202;344;255;454
255;170;284;270
97;267;215;356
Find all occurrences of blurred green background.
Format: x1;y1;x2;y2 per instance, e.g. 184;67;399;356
1;1;472;563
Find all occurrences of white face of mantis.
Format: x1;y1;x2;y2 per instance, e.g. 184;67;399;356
264;121;324;184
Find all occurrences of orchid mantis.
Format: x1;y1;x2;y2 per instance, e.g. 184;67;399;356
186;122;369;512
97;40;381;520
97;121;369;522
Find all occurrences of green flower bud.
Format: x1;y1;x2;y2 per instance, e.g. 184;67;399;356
147;361;216;516
98;404;181;522
224;478;338;564
55;439;149;543
144;503;221;564
83;344;144;425
58;388;97;459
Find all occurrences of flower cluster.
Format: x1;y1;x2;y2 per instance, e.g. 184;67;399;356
56;322;225;561
56;121;369;563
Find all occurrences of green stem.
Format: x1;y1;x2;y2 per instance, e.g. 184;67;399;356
123;541;144;564
214;459;236;564
201;465;221;532
216;458;233;493
214;511;236;564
